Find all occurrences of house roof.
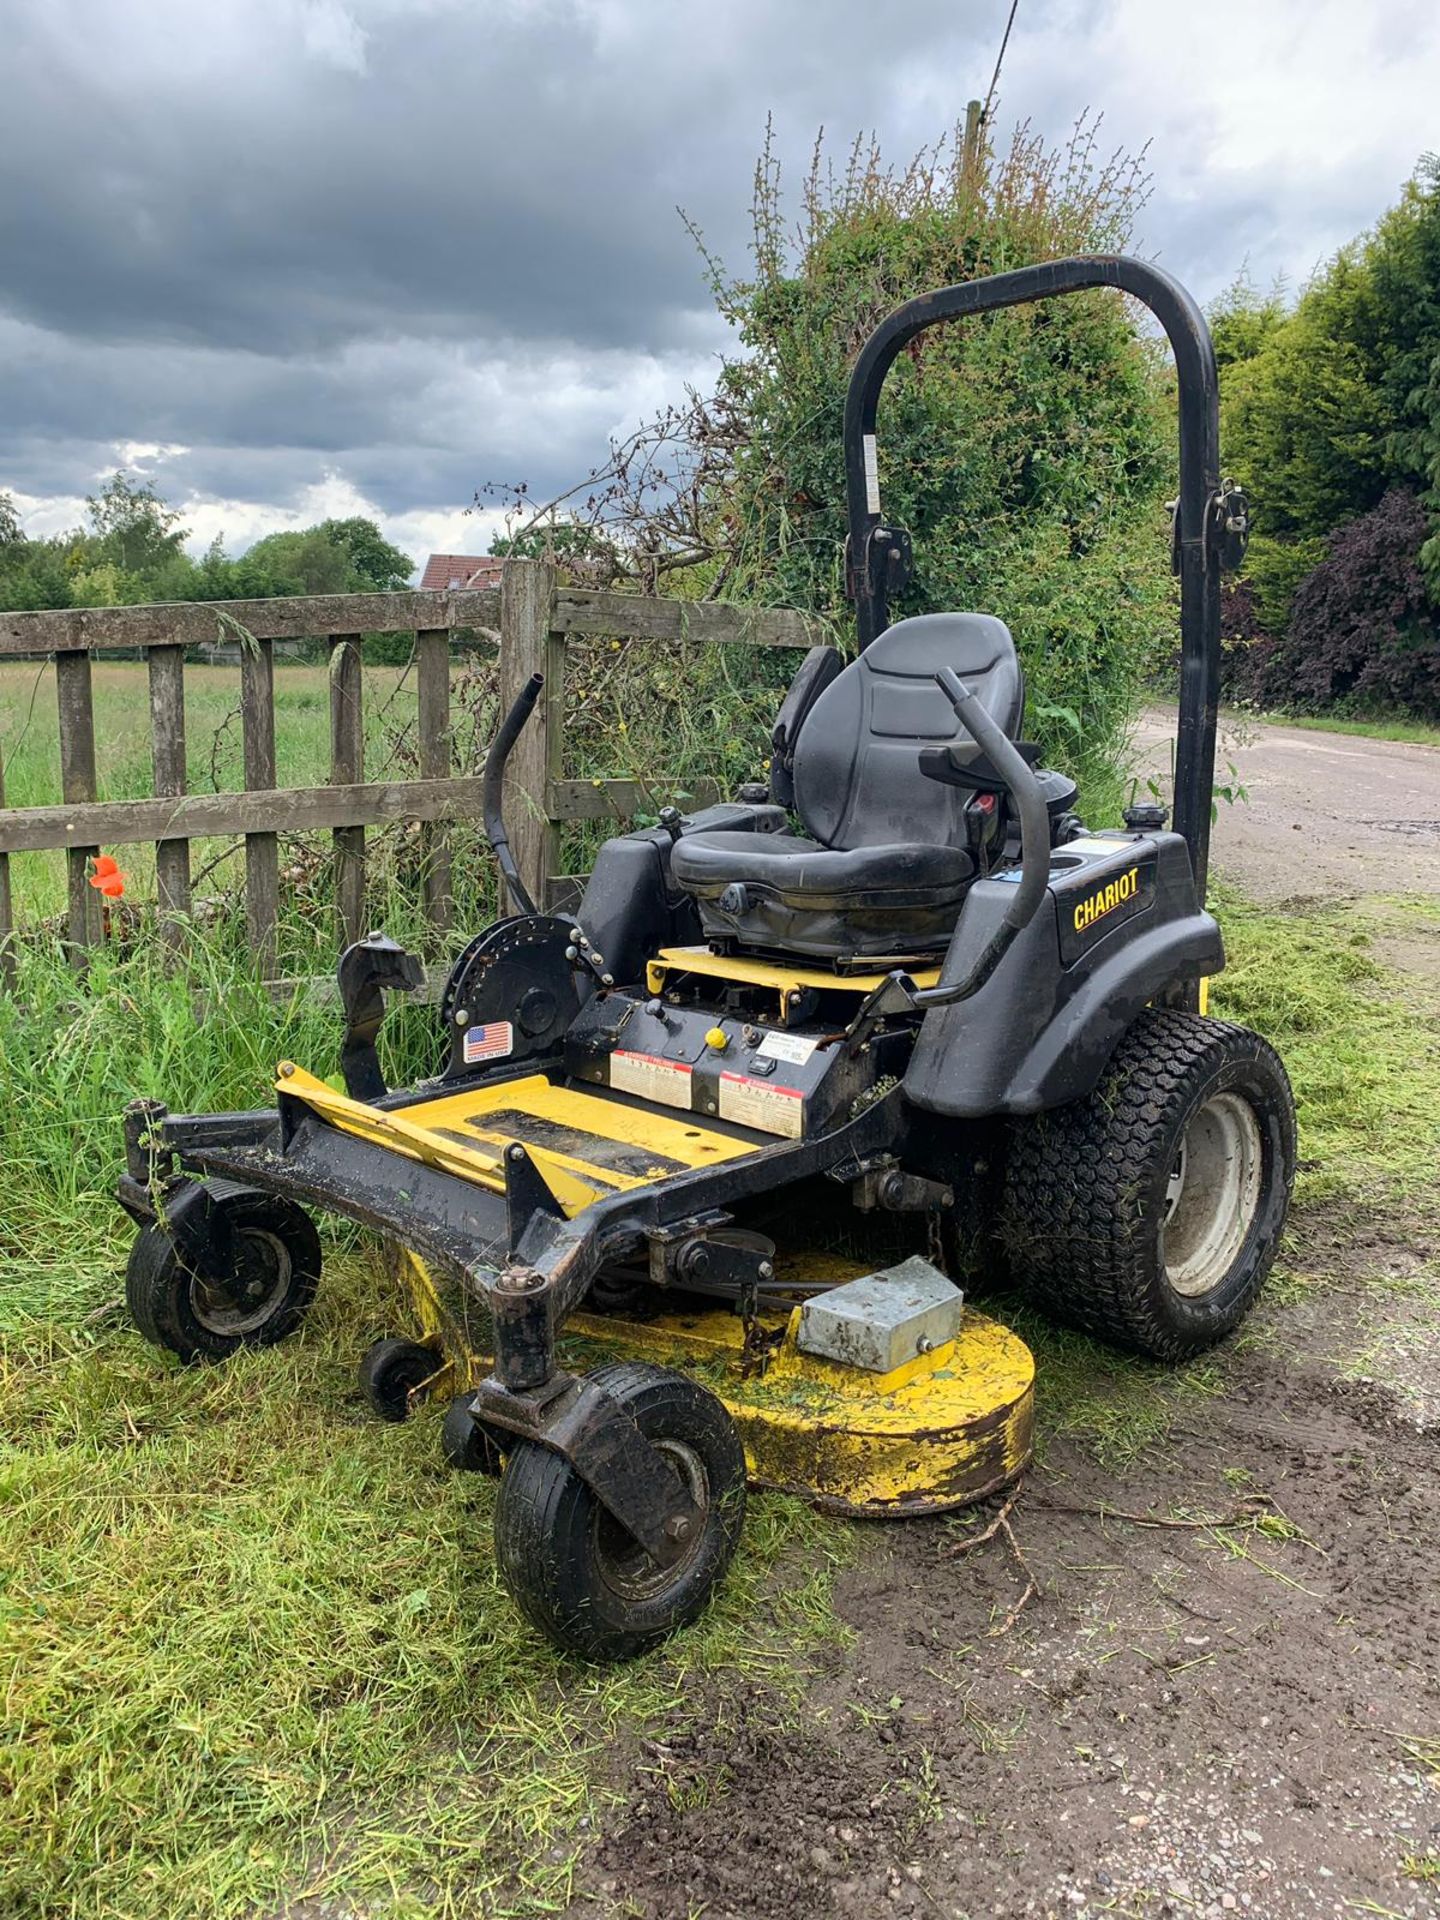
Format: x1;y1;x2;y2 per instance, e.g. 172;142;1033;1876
419;553;504;591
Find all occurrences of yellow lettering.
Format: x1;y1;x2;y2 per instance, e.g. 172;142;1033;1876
1072;865;1140;939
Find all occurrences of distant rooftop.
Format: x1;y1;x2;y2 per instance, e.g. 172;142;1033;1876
419;553;504;591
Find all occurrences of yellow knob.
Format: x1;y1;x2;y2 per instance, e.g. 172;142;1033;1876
704;1026;729;1051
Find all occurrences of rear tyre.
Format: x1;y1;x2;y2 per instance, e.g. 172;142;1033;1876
493;1362;747;1661
358;1338;442;1421
1001;1009;1296;1361
125;1184;321;1364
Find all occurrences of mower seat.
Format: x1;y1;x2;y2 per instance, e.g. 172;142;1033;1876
671;612;1024;959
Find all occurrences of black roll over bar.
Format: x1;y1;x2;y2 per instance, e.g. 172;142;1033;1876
841;254;1247;905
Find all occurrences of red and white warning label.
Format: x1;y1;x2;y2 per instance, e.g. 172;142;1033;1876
609;1049;694;1111
718;1071;804;1137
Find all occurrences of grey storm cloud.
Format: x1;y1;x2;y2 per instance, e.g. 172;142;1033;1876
2;0;1437;557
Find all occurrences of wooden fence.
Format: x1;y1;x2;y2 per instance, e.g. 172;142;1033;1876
0;559;820;986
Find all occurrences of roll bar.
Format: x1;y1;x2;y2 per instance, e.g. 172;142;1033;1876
842;254;1239;902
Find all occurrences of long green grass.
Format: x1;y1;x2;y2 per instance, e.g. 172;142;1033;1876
0;1264;848;1920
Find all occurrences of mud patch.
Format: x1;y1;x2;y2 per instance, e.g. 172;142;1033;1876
576;1348;1440;1920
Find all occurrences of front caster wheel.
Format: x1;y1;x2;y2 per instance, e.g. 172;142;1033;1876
493;1362;747;1661
441;1392;505;1474
358;1338;442;1421
125;1183;321;1365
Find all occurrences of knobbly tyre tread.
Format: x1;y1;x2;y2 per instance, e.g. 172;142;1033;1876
493;1360;747;1662
1001;1008;1296;1361
124;1182;322;1364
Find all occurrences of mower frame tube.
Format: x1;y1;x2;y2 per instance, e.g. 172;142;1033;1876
118;1083;906;1548
483;670;545;917
842;255;1224;917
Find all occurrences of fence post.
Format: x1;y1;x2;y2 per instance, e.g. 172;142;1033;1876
147;644;190;951
241;639;280;975
498;558;560;911
56;651;102;954
416;627;453;939
0;734;13;991
329;632;365;948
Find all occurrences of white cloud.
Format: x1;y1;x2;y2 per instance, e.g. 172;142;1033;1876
299;0;369;75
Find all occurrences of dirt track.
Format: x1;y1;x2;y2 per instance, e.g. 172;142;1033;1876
1135;711;1440;920
578;1345;1439;1920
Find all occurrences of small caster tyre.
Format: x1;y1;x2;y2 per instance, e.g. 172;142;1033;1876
358;1338;442;1421
1002;1008;1296;1361
441;1392;505;1474
125;1183;321;1365
493;1361;747;1661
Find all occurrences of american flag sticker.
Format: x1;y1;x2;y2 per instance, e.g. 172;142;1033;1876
463;1020;514;1065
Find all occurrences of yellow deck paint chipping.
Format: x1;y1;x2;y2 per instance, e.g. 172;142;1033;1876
395;1248;1034;1517
276;1062;755;1217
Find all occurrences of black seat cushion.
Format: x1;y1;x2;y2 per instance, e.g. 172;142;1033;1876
669;831;975;959
793;612;1022;849
672;611;1022;960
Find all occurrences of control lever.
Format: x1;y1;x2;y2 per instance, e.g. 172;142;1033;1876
845;667;1054;1039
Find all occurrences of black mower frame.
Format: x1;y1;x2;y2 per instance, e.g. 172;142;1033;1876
120;255;1243;1563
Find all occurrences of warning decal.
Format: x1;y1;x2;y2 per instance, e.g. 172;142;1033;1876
719;1071;804;1138
610;1049;694;1111
756;1029;818;1066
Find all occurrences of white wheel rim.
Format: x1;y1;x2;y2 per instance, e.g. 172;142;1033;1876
1162;1092;1264;1300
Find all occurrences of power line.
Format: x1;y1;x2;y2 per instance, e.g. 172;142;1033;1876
982;0;1021;124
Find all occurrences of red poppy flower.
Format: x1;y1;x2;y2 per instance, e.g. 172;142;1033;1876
88;853;127;899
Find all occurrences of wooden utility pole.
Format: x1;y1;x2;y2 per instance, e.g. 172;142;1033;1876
962;98;983;186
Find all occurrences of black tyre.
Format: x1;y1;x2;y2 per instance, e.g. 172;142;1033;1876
440;1392;505;1474
125;1183;321;1365
493;1362;747;1661
358;1338;441;1421
1001;1009;1296;1361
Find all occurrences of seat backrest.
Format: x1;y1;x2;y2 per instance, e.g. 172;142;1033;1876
791;613;1023;849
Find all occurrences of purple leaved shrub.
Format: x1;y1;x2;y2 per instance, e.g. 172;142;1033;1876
1224;490;1440;718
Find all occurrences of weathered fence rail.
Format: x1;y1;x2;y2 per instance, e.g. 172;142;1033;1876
0;559;819;986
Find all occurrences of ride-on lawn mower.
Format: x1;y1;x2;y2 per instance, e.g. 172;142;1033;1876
118;257;1296;1660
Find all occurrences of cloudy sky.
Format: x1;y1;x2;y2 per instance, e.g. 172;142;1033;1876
2;0;1437;574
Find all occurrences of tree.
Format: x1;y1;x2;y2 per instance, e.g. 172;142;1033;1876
241;519;412;596
318;517;414;590
1219;158;1440;631
487;118;1175;808
85;471;189;578
0;490;20;547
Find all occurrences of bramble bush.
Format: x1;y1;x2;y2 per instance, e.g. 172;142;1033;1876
494;119;1179;819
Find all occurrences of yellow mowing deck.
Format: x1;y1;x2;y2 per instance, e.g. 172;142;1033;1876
274;1063;761;1215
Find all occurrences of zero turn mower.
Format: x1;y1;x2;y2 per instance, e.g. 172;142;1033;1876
118;256;1296;1660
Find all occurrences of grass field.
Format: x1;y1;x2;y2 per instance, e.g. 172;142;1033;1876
0;659;436;934
2;884;1436;1917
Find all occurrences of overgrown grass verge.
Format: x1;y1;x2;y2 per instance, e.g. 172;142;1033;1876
1229;706;1440;750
